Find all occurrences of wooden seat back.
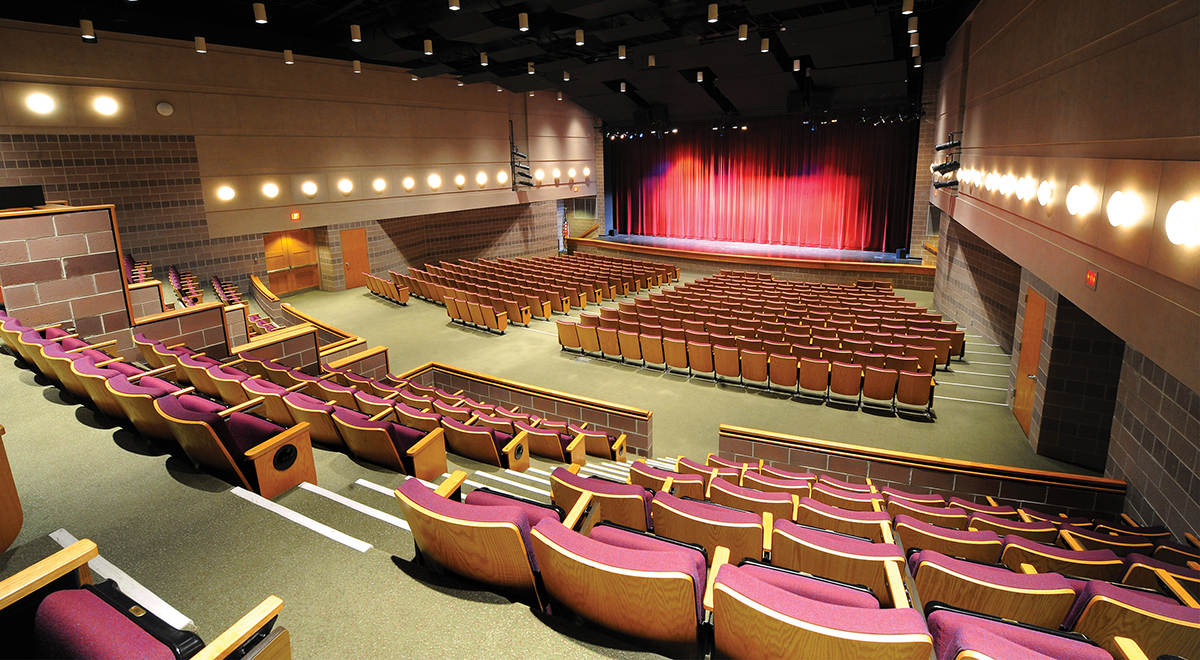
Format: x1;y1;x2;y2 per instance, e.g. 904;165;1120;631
650;497;764;566
770;525;905;607
913;558;1077;629
894;518;1002;564
282;398;345;448
549;472;647;531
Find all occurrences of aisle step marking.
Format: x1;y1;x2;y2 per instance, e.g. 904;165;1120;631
587;464;631;478
937;382;1007;392
300;482;409;531
472;471;552;497
231;487;371;553
506;469;551;485
936;396;1009;406
50;528;195;633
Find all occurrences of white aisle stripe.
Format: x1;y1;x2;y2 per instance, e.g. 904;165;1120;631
935;396;1009;406
505;469;551;485
588;463;631;477
300;482;409;531
473;471;552;497
581;465;626;480
646;459;677;471
230;487;372;553
937;382;1007;392
50;528;196;633
526;467;554;478
355;478;397;496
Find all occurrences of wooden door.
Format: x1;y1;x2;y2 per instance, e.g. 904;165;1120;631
1013;288;1046;435
263;230;317;295
341;228;369;289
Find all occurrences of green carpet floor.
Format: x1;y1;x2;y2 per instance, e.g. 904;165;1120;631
0;274;1096;660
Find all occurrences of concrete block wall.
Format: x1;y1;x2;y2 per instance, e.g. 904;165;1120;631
910;61;942;260
933;218;1021;351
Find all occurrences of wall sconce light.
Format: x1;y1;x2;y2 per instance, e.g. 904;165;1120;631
476;172;488;187
914;56;922;68
262;183;279;199
1066;184;1098;216
902;0;914;15
93;97;118;115
449;0;460;10
1107;190;1145;227
583;167;591;177
301;181;317;198
403;177;415;192
80;19;96;43
552;168;561;181
557;92;563;101
1165;199;1200;246
563;71;570;81
373;178;386;193
528;62;535;74
568;168;576;180
908;17;918;33
697;70;704;82
253;3;267;24
428;174;441;190
793;59;800;72
1037;180;1054;206
910;33;919;48
534;169;545;183
620;82;626;92
217;186;235;201
454;174;466;189
338;179;354;196
497;171;508;185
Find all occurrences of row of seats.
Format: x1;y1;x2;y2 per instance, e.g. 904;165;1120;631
557;322;938;417
395;452;1198;658
442;289;508;333
122;253;152;284
167;265;202;307
211;275;280;335
363;271;410;305
394;271;535;326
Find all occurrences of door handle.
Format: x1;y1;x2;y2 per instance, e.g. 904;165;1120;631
344;262;350;267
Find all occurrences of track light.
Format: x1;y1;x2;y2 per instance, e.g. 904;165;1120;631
195;37;206;53
933;180;958;189
902;0;914;15
449;0;460;10
793;59;800;72
935;138;961;151
253;3;267;24
910;33;919;48
284;49;294;64
527;62;535;74
914;56;922;68
620;82;626;92
908;17;918;33
576;30;584;46
80;19;96;42
351;24;361;42
424;39;433;55
931;161;960;174
557;92;563;101
697;70;704;82
708;4;718;22
618;45;626;60
648;55;656;67
518;13;528;31
563;71;570;81
738;24;747;41
760;38;769;53
353;60;361;74
913;45;921;57
481;52;488;66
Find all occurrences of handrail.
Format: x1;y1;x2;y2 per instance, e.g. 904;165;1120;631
581;223;600;238
250;275;280;303
230;322;317;355
132;300;225;326
0;203;115;219
325;345;388;371
719;425;1126;494
281;303;355;343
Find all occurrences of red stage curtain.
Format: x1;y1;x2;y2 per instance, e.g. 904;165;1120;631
609;115;918;252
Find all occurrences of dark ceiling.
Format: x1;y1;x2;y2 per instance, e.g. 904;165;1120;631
1;0;974;126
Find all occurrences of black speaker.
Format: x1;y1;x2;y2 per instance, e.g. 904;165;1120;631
896;248;909;259
0;185;45;210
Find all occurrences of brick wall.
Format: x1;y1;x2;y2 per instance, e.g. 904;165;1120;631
910;61;941;260
933;217;1021;351
594;117;606;232
1107;346;1200;539
0;208;132;356
316;201;560;292
0;133;266;294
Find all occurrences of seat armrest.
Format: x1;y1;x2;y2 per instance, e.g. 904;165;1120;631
611;433;626;462
704;546;731;612
565;433;586;466
563;492;594;530
191;596;284;660
218;396;265;419
1113;637;1150;660
885;560;909;608
762;513;773;555
503;430;530;472
434;470;468;499
0;540;98;610
244;422;311;461
128;365;175;382
407;428;447;482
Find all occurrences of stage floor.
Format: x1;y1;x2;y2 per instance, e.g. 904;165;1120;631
595;234;922;264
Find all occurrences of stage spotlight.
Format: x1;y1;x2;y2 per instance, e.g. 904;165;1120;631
935;139;961;151
933;180;958;189
931;161;960;175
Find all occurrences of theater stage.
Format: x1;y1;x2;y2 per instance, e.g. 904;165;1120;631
567;233;937;290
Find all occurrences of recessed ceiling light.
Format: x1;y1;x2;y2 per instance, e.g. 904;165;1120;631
373;178;386;193
217;186;235;201
26;93;54;114
301;181;318;197
93;97;118;115
262;183;279;199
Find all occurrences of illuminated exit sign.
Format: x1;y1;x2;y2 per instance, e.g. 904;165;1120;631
1085;269;1098;290
290;211;301;221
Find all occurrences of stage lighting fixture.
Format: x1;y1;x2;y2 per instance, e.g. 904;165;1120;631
902;0;914;15
195;37;207;53
449;0;460;10
481;53;488;66
935;138;961;151
424;40;433;55
351;25;361;43
618;45;626;59
931;161;960;175
708;4;718;22
576;30;584;46
253;3;267;24
353;60;361;73
81;19;96;42
738;24;747;41
518;13;528;31
933;180;958;189
284;50;294;64
528;62;535;74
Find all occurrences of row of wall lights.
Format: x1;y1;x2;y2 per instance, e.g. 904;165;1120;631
214;167;591;202
956;167;1200;247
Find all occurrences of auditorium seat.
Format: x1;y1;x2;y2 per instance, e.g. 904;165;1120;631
677;455;738;490
999;534;1124;581
282;391;346;448
911;549;1077;628
879;486;945;506
572;426;626;462
441;417;529;471
828;361;863;405
206;363;254;405
968;512;1059;544
332;408;448;480
1;539;290;660
811;482;884;512
712;344;741;384
513;420;584;465
686;341;715;379
795;497;892;543
894;514;1003;564
241;377;305;426
896;370;936;419
104;373;186;441
549;466;651;531
887;499;969;529
651;491;766;565
708;478;797;521
1067;575;1200;659
739;349;769;387
154;392;317;499
767;353;798;393
741;471;812;500
629;460;705;499
556;320;582;352
708;559;931;660
1059;525;1157;557
576;324;602;356
395;473;563;608
530;519;707;650
948;496;1019;519
432;399;474;423
394;401;444;433
307;377;359;409
617;329;643;364
861;366;899;410
1119;553;1200;592
926;607;1114;660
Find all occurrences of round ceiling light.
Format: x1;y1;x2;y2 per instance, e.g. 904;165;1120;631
26;93;55;114
338;179;354;195
217;186;235;201
93;96;118;115
301;181;318;198
262;183;279;199
1164;199;1200;247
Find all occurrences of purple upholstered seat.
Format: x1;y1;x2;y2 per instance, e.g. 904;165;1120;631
631;461;704;487
948;496;1016;517
881;486;946;506
332;408;426;454
34;588;175;660
928;609;1112;660
813;482;884;506
178;353;221;369
818;475;873;492
713;563;928;636
284;391;334;413
913;550;1075;597
158;393;282;454
395;402;440;425
710;477;793;505
1121;552;1200;583
60;337;89;351
107;375;179;398
398;478;545;570
708;455;755;472
513;420;571;451
208;364;250;380
550;467;652;528
774;518;905;560
677;455;737;480
1153;539;1200;566
798;496;892;522
1063;578;1200;629
1019;507;1091;527
738;562;880;609
654;491;761;525
895;515;1001;570
464;489;562;528
443;417;513;454
536;519;706;622
760;465;817;481
286;369;322;383
242;378;289;395
895;499;965;518
42;327;73;340
1060;524;1157;556
971;512;1055;534
1091;519;1172;538
316;378;356;395
340;371;373;388
1001;533;1121;568
106;361;146;378
73;357;123;380
353;390;395;407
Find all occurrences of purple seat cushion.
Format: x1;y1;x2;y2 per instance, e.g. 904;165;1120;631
284;391;335;413
208;365;250;381
158;394;279;457
513;420;572;450
443;417;510;455
34;589;174;660
677;455;738;479
41;343;80;361
744;472;808;490
774;519;904;559
761;466;817;481
1001;534;1120;562
654;491;761;525
536;519;705;623
948;496;1017;515
714;564;928;637
798;496;892;522
739;563;879;609
1124;551;1200;581
286;369;322;383
73;358;122;379
399;478;542;571
928;609;1111;660
354;391;395;407
107;375;178;398
465;490;562;527
881;486;945;505
316;378;355;393
632;461;704;486
175;394;226;414
225;412;284;454
1063;578;1200;630
551;467;652;529
60;337;90;351
43;327;72;340
813;483;883;504
333;408;425;455
915;550;1073;594
710;477;793;504
970;513;1055;533
179;353;221;368
107;362;146;378
243;378;289;395
80;349;116;364
819;475;873;492
895;500;967;519
895;515;1001;543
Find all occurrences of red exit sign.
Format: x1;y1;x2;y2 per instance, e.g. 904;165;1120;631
290;211;301;221
1085;269;1098;290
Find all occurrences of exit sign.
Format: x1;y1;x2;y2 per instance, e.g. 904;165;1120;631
290;211;301;221
1085;269;1098;290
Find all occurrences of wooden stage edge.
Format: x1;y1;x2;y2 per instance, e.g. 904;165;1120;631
567;237;936;276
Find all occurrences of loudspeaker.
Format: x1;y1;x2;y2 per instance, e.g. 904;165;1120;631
896;248;909;259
